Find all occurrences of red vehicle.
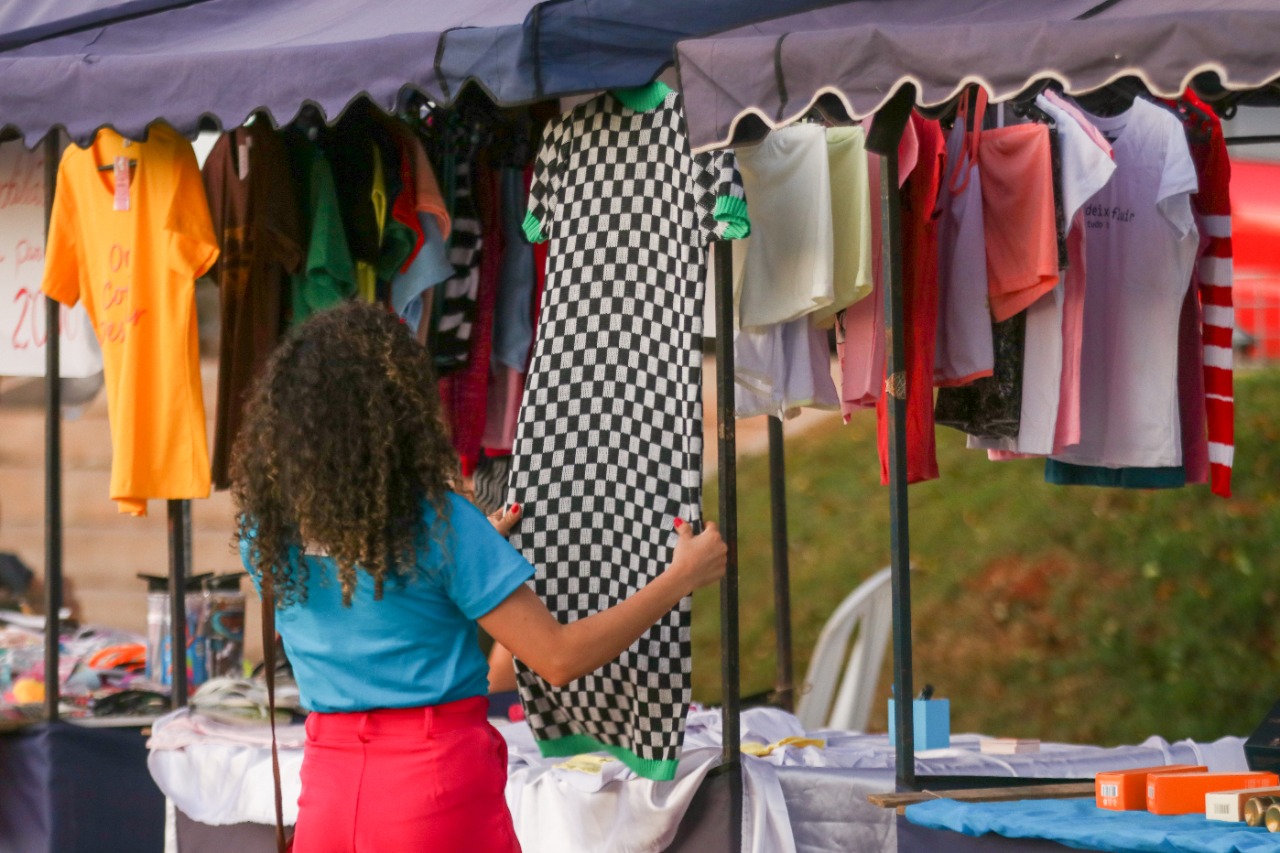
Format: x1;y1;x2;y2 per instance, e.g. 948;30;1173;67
1230;158;1280;359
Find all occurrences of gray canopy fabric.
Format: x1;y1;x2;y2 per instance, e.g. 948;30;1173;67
0;0;542;147
676;0;1280;153
0;0;213;52
0;0;839;147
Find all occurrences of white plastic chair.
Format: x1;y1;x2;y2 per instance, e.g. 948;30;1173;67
795;566;895;733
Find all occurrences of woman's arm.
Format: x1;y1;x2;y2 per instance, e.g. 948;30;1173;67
477;520;726;687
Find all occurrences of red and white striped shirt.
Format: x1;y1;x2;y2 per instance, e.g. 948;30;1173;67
1182;92;1235;498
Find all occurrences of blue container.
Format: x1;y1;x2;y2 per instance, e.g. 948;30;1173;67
887;698;950;750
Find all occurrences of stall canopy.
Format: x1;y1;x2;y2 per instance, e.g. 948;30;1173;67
676;0;1280;153
0;0;208;51
0;0;837;147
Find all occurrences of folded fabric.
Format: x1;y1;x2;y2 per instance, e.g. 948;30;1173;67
904;796;1280;853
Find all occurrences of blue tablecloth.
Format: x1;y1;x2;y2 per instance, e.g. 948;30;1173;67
904;798;1280;853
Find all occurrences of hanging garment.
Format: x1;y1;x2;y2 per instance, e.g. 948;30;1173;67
933;94;993;388
42;125;219;516
976;95;1116;458
202;123;304;490
1048;98;1199;474
387;130;425;274
481;363;525;454
734;319;839;420
323;112;381;276
968;89;1061;323
439;161;502;477
1042;90;1117;453
935;312;1027;440
734;124;834;329
1047;93;1234;493
393;215;454;334
492;166;537;372
1174;90;1234;497
509;83;747;782
282;127;357;328
731;123;838;420
837;118;919;416
372;130;417;302
433;124;484;374
875;113;945;485
387;118;454;334
812;126;874;329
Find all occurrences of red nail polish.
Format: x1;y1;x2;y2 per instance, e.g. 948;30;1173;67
511;503;521;514
673;518;683;529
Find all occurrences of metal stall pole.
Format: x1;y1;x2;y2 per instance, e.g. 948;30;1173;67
767;417;793;711
714;244;743;850
865;85;917;791
167;499;190;707
42;132;62;723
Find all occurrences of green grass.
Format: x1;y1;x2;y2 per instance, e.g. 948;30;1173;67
694;368;1280;746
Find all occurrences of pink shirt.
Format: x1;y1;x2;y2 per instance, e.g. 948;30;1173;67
838;117;918;418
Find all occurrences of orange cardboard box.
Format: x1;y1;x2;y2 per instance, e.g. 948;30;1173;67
1095;765;1207;811
1148;771;1280;816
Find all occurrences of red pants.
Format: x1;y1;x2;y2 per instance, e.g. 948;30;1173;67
292;697;521;853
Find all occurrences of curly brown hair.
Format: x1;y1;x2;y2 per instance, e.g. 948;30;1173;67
231;302;457;608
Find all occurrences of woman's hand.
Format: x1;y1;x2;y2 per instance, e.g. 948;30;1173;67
479;516;728;687
488;503;522;538
667;519;727;594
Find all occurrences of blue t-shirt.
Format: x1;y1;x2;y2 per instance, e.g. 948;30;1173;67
240;493;535;713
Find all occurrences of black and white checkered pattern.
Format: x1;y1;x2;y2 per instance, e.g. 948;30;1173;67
507;90;743;777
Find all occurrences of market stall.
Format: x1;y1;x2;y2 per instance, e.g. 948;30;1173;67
2;0;1280;850
675;0;1280;848
0;1;828;850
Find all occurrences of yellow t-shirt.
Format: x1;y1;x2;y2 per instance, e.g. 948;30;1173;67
41;124;219;516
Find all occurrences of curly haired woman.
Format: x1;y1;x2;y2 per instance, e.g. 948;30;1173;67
232;302;726;853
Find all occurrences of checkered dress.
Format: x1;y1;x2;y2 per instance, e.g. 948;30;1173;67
507;89;745;780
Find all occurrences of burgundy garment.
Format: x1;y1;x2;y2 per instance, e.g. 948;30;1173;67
202;123;303;490
876;113;945;485
439;160;503;477
1177;285;1210;484
482;364;524;455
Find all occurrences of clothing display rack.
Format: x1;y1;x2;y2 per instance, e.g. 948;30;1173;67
17;3;1280;851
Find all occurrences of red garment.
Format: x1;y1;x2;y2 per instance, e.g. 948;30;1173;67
877;113;946;485
1186;92;1234;497
440;162;503;476
290;698;520;853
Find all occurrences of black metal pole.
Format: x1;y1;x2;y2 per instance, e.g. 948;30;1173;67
767;416;794;712
168;499;190;707
866;85;917;791
713;243;742;851
41;132;61;723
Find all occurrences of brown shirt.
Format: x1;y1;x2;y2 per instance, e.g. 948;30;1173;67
203;123;303;489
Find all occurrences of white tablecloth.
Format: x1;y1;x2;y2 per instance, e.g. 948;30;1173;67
147;706;1247;853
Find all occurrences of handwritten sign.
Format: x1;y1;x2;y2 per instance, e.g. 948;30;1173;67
0;144;102;378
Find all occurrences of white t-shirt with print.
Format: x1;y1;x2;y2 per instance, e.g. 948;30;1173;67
1050;98;1199;469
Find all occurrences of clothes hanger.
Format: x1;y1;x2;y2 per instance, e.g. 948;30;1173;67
293;103;327;142
1073;76;1147;117
1010;79;1057;127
